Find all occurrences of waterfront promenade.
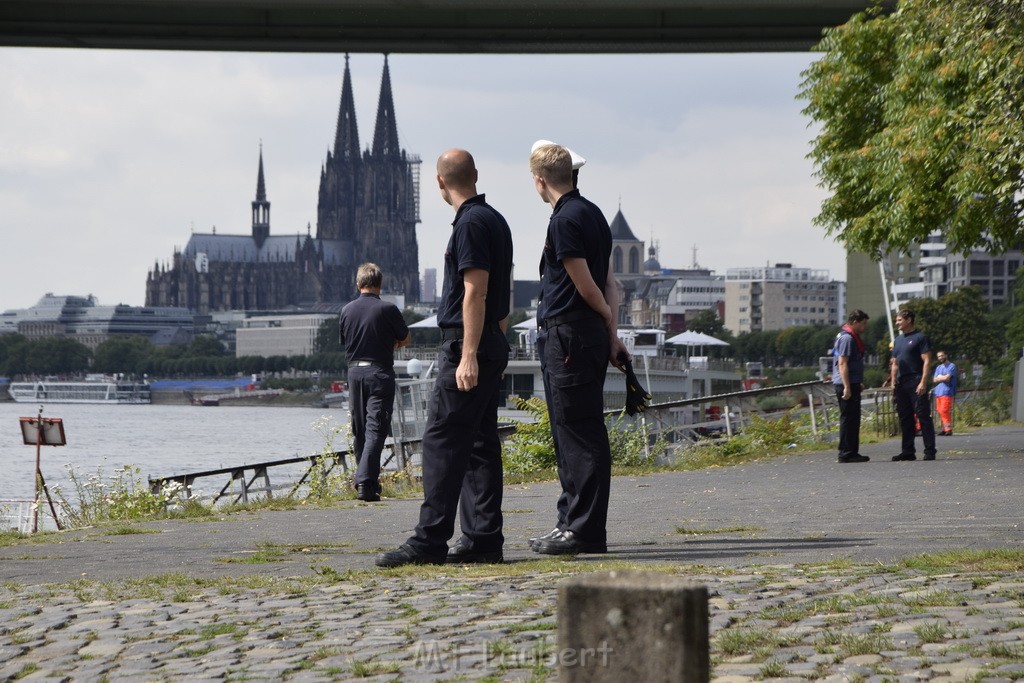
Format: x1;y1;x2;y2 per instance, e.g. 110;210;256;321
1;425;1022;680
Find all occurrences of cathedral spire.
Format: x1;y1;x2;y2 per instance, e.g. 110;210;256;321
252;143;271;248
255;142;267;201
371;55;400;158
333;54;360;160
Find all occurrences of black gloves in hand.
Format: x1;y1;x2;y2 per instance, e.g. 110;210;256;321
618;352;652;416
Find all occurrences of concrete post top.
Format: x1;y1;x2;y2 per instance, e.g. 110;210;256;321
562;570;707;592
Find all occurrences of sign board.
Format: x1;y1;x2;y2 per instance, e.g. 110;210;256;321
19;417;66;447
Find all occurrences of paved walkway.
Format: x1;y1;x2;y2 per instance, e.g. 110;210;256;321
1;425;1022;680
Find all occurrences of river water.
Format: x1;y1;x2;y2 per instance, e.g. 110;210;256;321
0;402;350;503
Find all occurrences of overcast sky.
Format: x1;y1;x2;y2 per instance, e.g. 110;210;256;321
0;48;842;311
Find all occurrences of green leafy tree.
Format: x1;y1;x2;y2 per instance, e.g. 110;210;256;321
93;336;154;374
188;335;227;357
316;317;342;354
25;336;91;375
904;287;1004;364
686;309;726;337
800;0;1024;256
1006;269;1024;358
0;333;29;376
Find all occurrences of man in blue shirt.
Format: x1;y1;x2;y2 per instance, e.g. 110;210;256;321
833;309;870;463
339;263;410;500
932;350;957;436
376;149;513;567
889;308;937;461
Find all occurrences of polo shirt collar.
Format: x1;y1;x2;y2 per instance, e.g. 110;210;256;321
552;188;581;213
453;193;486;225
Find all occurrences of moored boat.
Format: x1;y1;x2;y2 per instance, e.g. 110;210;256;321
9;377;151;404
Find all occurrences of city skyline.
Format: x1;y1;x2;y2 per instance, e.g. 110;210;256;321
1;49;843;312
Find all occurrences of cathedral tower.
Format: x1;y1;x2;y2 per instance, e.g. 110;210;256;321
251;145;270;248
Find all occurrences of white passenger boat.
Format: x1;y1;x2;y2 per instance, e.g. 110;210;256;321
9;377;151;404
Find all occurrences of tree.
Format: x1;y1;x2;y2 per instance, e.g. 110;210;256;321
189;335;227;357
93;336;154;375
800;0;1024;256
315;318;342;354
1007;269;1024;358
686;309;726;338
25;337;91;375
904;287;1004;365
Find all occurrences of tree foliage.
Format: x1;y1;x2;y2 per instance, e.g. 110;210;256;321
800;0;1024;256
905;286;1005;364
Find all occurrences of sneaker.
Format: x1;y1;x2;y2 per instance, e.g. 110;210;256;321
891;453;917;462
838;454;870;463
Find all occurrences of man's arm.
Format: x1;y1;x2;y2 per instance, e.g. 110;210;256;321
603;268;628;370
837;355;852;400
563;257;628;369
918;352;931;395
457;267;488;391
395;334;411;349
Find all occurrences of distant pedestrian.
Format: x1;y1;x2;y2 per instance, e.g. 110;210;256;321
889;308;937;461
376;148;513;567
528;142;629;556
833;309;870;463
339;263;410;501
932;350;957;436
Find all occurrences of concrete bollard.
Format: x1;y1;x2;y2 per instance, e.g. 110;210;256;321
557;570;709;682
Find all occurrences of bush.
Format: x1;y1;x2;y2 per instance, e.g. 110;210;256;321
52;463;184;528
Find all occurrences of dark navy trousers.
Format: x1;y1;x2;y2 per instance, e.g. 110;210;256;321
835;383;862;459
894;374;936;457
407;329;509;556
347;364;396;488
538;317;611;545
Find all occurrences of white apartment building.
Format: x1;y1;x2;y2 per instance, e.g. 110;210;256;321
235;313;334;357
724;264;843;334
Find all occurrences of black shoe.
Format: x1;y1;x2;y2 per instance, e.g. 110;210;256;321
838;454;870;463
447;538;503;564
375;543;445;568
923;453;936;461
534;530;607;555
892;453;917;461
939;430;952;436
356;483;380;502
528;528;561;550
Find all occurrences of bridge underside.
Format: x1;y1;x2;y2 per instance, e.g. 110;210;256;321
0;1;883;54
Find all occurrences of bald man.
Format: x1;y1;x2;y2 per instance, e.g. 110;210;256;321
377;149;514;567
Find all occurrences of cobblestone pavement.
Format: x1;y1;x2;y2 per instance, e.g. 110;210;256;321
0;564;1022;681
1;425;1022;680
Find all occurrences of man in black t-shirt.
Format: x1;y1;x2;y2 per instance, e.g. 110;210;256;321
889;307;937;461
339;263;410;501
376;149;513;567
528;143;629;556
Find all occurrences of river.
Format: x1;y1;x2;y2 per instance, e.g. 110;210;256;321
0;402;350;504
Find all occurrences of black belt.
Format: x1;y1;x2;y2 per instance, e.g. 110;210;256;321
440;322;502;340
540;309;601;331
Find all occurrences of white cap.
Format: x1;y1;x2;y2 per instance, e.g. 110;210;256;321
531;139;586;170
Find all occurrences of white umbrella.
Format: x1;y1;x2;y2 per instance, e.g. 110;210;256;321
512;318;537;330
666;330;729;347
409;314;438;328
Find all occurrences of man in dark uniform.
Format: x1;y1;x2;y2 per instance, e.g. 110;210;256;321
832;309;870;463
889;307;937;461
528;143;628;556
339;263;410;501
376;148;513;567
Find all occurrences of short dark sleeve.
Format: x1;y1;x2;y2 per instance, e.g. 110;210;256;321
551;215;586;262
454;215;492;273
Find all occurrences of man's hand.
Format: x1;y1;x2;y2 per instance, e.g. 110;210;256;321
456;354;479;392
610;335;629;371
916;381;927;396
842;385;852;400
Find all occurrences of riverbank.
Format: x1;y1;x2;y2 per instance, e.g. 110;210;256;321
1;424;1022;680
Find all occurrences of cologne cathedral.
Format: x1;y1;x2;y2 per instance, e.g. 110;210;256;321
146;56;421;314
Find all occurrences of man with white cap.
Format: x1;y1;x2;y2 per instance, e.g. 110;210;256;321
528;142;628;555
531;139;586;188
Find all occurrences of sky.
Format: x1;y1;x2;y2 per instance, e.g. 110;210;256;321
0;48;842;311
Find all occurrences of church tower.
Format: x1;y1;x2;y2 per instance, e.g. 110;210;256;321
251;145;270;248
317;55;361;243
358;55;421;300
